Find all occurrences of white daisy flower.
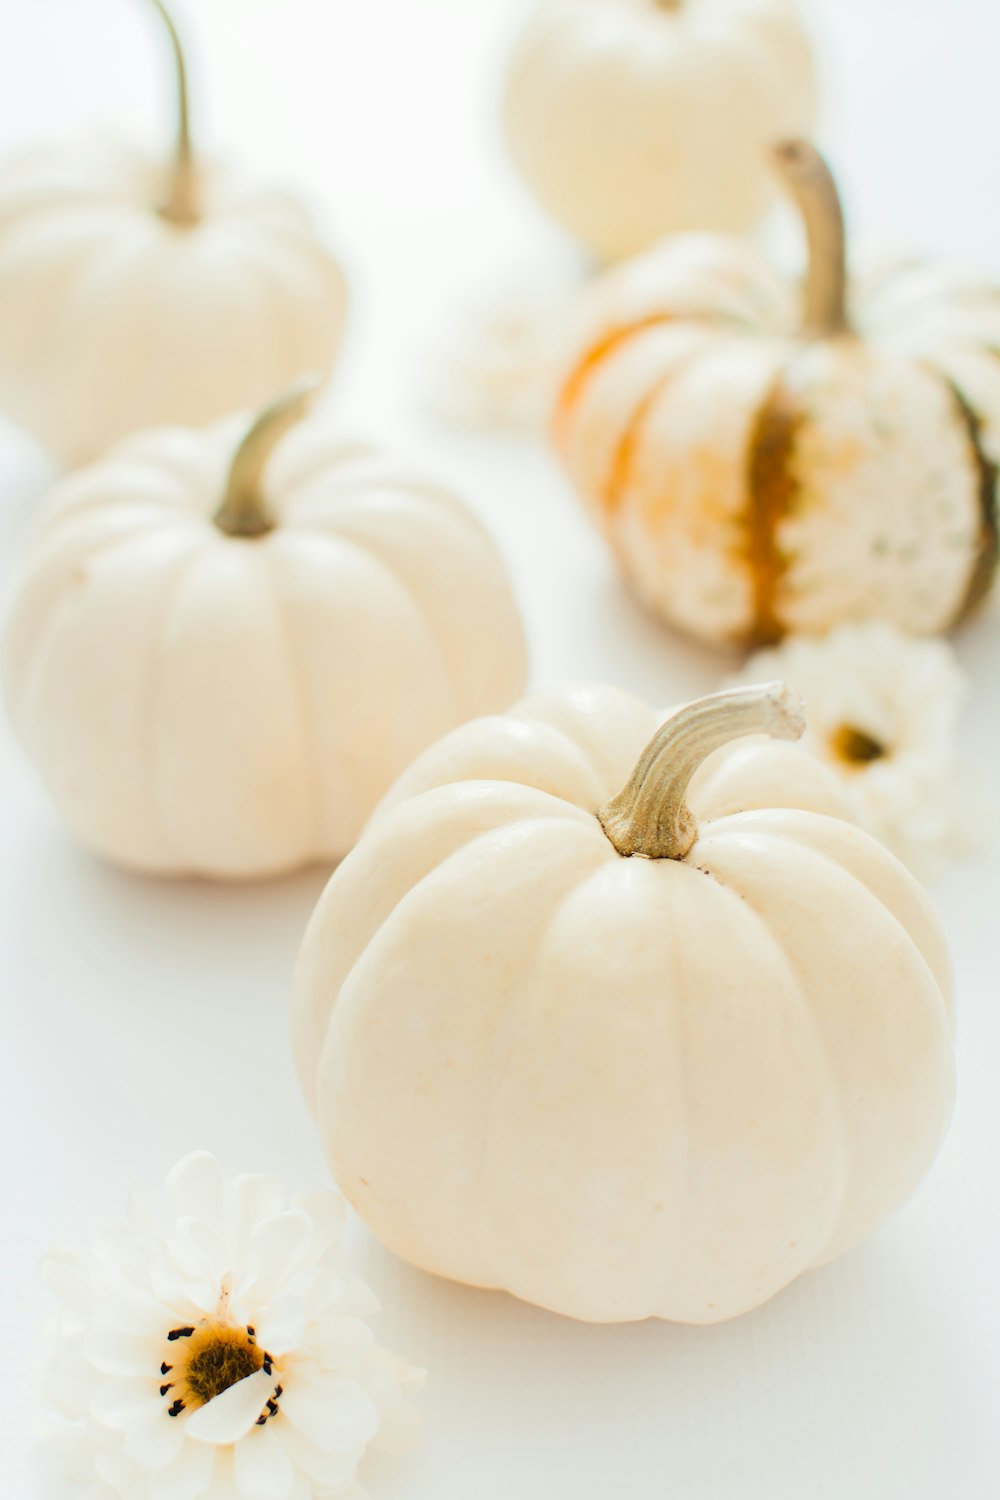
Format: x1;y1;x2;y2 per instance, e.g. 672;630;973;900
733;622;990;883
424;262;583;432
39;1152;424;1500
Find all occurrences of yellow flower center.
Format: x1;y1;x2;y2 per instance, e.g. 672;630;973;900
830;723;888;768
159;1319;282;1423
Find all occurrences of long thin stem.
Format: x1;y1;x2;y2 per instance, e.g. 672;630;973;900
598;683;805;861
148;0;199;225
773;140;850;338
214;376;322;539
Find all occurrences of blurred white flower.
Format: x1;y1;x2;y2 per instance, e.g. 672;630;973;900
40;1152;424;1500
733;622;991;882
423;261;582;432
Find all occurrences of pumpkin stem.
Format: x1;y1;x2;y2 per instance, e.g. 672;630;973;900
598;683;805;861
214;376;322;539
149;0;199;226
773;140;850;338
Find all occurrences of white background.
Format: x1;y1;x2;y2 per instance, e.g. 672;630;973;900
1;1;999;1496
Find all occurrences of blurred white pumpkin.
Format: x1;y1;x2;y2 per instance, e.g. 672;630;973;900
2;382;527;880
555;141;1000;646
502;0;818;262
0;0;346;467
293;681;955;1324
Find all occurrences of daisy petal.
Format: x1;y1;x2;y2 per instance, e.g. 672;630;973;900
87;1322;159;1377
287;1474;312;1500
276;1422;360;1490
184;1369;275;1446
148;1439;216;1500
95;1291;176;1341
38;1249;95;1313
338;1272;382;1319
167;1153;226;1233
232;1422;296;1500
124;1408;187;1470
245;1212;315;1298
282;1374;379;1452
225;1173;286;1255
293;1191;347;1249
177;1216;232;1283
90;1378;162;1430
253;1292;307;1356
313;1316;375;1370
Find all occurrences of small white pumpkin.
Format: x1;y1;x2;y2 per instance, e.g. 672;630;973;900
0;0;346;467
502;0;818;262
2;382;527;880
293;681;955;1325
555;141;1000;646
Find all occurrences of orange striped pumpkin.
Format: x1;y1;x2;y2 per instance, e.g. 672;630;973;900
554;141;1000;648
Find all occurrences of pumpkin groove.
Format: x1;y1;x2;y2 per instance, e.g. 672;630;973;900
601;341;714;519
743;363;807;646
944;381;1000;620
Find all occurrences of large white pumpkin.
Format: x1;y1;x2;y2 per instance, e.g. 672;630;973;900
293;682;955;1325
555;141;1000;645
502;0;818;262
0;0;346;466
2;384;527;880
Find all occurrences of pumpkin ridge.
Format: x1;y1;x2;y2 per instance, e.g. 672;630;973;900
691;825;900;1257
468;855;604;1283
703;807;954;1020
554;314;676;447
669;854;847;1301
262;547;324;865
742;361;807;646
296;507;497;723
143;544;218;870
939;378;1000;621
599;339;721;518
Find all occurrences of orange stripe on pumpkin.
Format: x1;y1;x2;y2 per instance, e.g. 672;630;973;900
552;314;674;452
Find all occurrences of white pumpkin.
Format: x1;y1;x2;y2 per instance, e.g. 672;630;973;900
2;382;527;880
502;0;818;262
292;681;955;1325
555;141;1000;646
0;0;346;467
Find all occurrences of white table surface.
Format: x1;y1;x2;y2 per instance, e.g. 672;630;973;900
2;2;999;1496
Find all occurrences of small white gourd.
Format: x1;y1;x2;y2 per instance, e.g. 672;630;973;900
503;0;818;261
3;383;527;879
555;142;1000;646
294;682;955;1324
0;0;346;466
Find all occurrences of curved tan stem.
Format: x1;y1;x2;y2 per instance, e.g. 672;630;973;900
214;376;322;539
773;140;850;338
149;0;199;225
598;683;805;861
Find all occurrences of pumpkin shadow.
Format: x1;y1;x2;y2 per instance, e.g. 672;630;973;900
2;821;334;1203
353;1219;998;1500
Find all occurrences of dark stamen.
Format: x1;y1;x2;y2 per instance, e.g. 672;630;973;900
159;1383;173;1397
168;1327;195;1341
831;724;887;767
160;1363;172;1376
168;1399;185;1417
185;1335;265;1406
